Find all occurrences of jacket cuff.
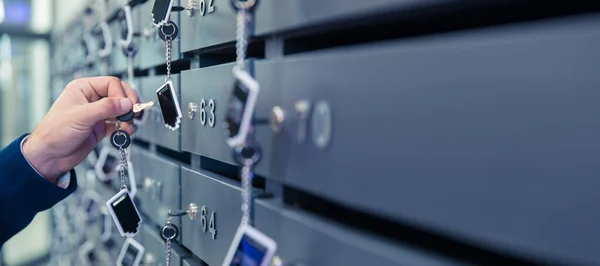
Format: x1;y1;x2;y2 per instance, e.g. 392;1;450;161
20;135;71;189
0;134;77;211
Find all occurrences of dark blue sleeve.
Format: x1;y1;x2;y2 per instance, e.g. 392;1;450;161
0;134;78;247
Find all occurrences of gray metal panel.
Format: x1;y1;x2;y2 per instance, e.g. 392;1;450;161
179;0;241;53
138;74;181;151
259;15;600;263
183;258;204;266
137;0;181;69
132;149;181;234
255;0;448;36
140;224;183;266
180;62;275;176
181;167;244;265
255;200;466;266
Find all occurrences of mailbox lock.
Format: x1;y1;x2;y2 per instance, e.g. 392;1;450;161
188;203;199;220
271;256;283;266
144;253;156;264
270;106;285;133
188;102;199;120
143;177;153;190
187;0;197;16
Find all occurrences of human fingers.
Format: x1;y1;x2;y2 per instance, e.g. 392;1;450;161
77;97;133;128
78;76;127;101
121;81;139;105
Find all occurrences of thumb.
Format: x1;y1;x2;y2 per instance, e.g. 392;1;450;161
78;97;133;126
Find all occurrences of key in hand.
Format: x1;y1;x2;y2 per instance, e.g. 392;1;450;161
118;101;154;122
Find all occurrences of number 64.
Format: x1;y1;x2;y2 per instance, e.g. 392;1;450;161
200;206;217;239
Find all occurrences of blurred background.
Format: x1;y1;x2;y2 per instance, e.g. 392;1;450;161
1;0;49;264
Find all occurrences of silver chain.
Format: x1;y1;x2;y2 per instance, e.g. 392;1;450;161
116;121;129;190
127;51;135;88
165;35;172;81
164;215;173;266
235;9;249;71
119;146;128;190
235;5;253;226
165;238;172;266
240;159;253;225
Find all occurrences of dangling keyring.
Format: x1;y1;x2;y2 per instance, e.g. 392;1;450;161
233;139;262;165
230;0;257;10
161;223;178;240
111;130;131;149
160;22;175;38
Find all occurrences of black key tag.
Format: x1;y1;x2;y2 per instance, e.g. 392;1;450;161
95;147;118;183
225;69;260;148
116;237;145;266
106;188;143;237
160;223;179;241
152;0;175;27
111;130;131;149
156;80;183;131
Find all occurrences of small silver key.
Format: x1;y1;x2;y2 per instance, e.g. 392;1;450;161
118;101;154;122
133;101;154;113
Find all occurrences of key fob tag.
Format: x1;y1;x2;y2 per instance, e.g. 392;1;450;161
100;207;113;243
156;80;182;131
118;5;134;48
80;190;102;222
225;69;260;148
106;188;142;237
223;223;277;266
95;147;118;183
151;0;174;27
82;33;95;65
117;237;145;266
78;240;97;266
97;22;112;58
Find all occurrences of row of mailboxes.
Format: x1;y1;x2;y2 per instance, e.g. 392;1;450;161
50;0;600;264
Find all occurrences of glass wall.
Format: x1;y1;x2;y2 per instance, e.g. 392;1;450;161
0;0;52;265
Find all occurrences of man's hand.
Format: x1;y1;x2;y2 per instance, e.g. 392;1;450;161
22;77;139;183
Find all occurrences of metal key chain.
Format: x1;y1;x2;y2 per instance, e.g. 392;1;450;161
155;22;183;131
161;213;178;266
235;141;261;225
106;120;143;237
161;208;192;266
224;2;279;265
227;0;261;225
111;120;131;194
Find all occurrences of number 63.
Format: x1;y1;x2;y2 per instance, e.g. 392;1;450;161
199;98;215;127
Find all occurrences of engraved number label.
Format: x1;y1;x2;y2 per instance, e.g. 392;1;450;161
208;211;216;239
199;205;217;239
199;98;216;127
199;0;216;16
